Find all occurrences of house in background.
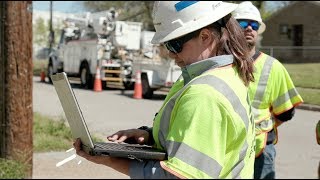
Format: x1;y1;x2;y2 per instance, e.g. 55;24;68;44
260;1;320;63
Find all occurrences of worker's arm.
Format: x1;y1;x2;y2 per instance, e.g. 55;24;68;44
273;107;295;127
73;138;130;175
74;138;178;178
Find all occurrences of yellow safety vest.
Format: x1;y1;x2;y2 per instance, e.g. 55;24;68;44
249;52;303;157
152;65;255;178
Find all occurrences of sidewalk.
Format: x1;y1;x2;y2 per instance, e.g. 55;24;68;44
32;151;129;179
297;103;320;112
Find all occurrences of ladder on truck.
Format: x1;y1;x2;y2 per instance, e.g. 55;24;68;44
101;47;128;89
102;64;124;89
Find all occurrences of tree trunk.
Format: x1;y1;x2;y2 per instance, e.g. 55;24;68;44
0;1;33;178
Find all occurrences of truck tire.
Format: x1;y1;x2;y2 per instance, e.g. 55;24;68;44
123;81;134;90
80;64;93;89
141;74;153;99
47;63;54;84
102;80;108;90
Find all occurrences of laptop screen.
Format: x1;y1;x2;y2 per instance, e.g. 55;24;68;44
51;72;95;150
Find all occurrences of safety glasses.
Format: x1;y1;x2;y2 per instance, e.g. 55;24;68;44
237;20;260;31
164;30;199;54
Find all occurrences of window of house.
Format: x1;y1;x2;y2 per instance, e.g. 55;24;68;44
279;24;289;34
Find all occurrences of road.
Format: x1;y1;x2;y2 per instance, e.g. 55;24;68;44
32;77;320;179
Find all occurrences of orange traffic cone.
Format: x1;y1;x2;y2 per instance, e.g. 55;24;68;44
40;68;46;82
133;71;142;99
93;66;102;92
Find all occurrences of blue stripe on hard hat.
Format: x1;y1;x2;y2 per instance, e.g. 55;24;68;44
174;1;199;12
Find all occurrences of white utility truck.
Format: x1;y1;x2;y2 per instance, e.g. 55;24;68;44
48;9;181;98
131;31;181;98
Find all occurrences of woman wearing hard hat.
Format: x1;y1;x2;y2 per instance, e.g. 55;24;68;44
74;1;256;178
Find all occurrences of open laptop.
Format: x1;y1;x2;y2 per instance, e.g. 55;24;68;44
50;72;166;161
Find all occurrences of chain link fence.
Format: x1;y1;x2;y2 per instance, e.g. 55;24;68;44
259;46;320;63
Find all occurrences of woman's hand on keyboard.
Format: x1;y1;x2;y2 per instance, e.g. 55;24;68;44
107;129;149;145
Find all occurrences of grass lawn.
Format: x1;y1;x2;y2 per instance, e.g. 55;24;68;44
284;63;320;106
0;158;27;178
284;63;320;89
33;112;73;152
296;87;320;106
33;112;103;152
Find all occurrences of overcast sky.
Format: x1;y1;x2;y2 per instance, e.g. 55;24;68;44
33;1;86;13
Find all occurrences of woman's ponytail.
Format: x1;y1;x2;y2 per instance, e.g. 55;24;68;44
214;14;255;86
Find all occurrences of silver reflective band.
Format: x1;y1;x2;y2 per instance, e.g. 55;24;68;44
272;88;300;108
252;56;275;120
166;140;222;178
158;74;252;178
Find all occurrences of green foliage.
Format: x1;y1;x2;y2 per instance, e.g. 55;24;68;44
0;158;27;179
33;16;64;50
33;18;48;47
33;112;103;152
82;1;155;30
33;60;48;76
81;1;294;31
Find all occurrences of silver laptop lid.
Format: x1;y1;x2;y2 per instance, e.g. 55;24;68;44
51;72;94;151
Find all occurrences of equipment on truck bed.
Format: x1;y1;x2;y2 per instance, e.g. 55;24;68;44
48;8;181;98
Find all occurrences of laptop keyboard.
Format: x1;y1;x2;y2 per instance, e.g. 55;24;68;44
95;142;152;152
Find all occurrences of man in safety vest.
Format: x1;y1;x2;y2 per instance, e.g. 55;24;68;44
233;1;304;179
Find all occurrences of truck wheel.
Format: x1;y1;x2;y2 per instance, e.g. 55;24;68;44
141;74;153;99
47;63;54;84
80;64;93;89
102;80;108;90
123;81;134;90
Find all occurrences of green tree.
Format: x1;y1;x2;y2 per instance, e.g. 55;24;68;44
82;1;294;31
53;20;63;46
82;1;154;30
33;17;48;48
46;19;64;47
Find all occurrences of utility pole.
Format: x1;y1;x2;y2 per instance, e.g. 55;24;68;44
49;1;54;53
0;1;7;160
0;1;33;178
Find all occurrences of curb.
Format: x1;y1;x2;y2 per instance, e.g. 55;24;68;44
296;104;320;112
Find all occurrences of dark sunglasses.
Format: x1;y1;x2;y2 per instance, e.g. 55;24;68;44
237;20;260;31
164;30;200;54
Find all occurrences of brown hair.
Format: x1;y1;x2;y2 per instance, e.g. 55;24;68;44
209;14;254;86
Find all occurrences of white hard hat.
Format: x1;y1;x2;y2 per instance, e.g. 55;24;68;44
232;1;266;34
151;1;238;44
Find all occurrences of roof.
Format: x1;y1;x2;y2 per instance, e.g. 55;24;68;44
264;1;320;22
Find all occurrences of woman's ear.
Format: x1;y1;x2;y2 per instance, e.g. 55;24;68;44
200;28;213;45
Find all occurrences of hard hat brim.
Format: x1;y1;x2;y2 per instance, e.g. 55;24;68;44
151;2;238;44
258;22;266;34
